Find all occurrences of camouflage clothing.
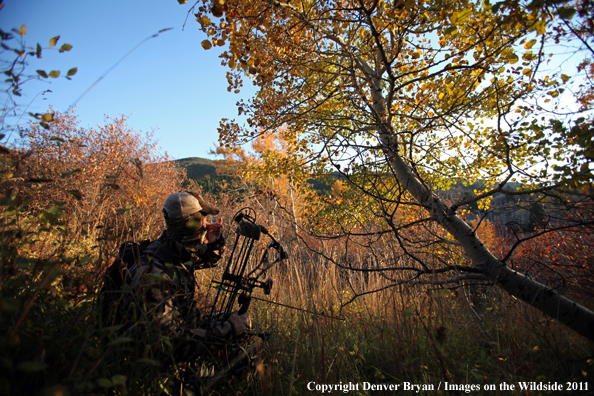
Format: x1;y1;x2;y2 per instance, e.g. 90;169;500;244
102;232;240;361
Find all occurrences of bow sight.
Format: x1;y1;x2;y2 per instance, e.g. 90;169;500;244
206;208;287;321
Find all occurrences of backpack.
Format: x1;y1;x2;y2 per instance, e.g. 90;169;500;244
98;240;152;329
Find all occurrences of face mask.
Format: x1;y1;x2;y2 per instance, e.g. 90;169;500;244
181;230;207;253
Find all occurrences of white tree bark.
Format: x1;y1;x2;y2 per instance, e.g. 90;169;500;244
382;141;594;341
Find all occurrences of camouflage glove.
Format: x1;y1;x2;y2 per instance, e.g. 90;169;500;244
228;311;250;336
198;234;226;266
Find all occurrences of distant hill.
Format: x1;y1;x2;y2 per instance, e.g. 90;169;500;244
174;157;218;180
172;157;544;229
172;156;336;195
172;157;233;196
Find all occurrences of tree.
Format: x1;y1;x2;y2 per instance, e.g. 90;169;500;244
190;0;594;339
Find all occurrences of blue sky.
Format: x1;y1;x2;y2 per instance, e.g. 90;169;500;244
1;0;255;160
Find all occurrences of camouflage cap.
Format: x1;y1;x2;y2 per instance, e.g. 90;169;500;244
162;192;219;220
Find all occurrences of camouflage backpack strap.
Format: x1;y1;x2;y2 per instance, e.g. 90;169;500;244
98;239;151;328
140;233;193;271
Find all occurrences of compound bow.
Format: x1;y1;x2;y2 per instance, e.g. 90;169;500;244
204;207;287;322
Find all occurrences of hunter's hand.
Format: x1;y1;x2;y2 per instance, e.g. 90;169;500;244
204;217;223;244
228;311;250;335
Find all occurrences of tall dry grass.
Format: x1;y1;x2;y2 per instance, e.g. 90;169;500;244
193;193;593;395
1;142;593;395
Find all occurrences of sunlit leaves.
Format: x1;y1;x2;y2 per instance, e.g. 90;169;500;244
49;36;60;48
41;113;55;123
59;43;73;53
524;39;537;49
506;52;519;64
21;109;186;242
196;0;594;211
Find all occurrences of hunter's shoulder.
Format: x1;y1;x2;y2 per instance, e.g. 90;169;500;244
142;233;191;262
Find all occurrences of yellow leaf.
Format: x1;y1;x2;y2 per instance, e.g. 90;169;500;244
49;36;60;48
41;113;54;122
201;40;212;50
524;39;537;49
522;51;533;61
20;24;27;37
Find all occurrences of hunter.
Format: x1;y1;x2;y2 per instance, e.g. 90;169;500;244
101;191;250;361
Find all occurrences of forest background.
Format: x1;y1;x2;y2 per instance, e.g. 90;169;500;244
1;0;594;395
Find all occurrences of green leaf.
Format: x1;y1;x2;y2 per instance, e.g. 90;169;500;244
49;36;60;48
59;43;73;53
457;8;472;22
48;70;60;78
15;257;37;268
404;305;413;319
61;168;82;178
107;337;133;347
27;177;53;183
449;11;458;24
36;43;42;58
444;26;457;35
558;6;576;19
561;74;570;83
67;67;78;77
507;53;519;64
103;324;125;332
115;204;134;215
17;361;48;372
67;190;83;200
96;378;113;388
136;358;161;367
36;70;48;78
111;375;127;385
532;19;546;35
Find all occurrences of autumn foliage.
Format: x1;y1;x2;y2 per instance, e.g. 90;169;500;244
21;110;185;243
510;224;594;310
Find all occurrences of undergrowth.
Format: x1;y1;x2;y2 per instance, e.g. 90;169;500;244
1;162;592;395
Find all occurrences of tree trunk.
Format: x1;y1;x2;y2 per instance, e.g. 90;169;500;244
382;140;594;341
